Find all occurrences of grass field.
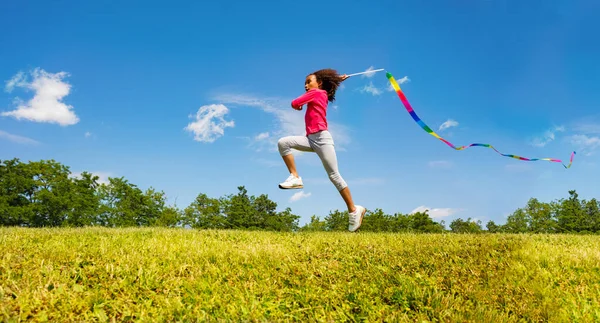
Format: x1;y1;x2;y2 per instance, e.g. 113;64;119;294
1;227;599;322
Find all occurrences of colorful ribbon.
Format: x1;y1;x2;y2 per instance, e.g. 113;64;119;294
385;71;575;168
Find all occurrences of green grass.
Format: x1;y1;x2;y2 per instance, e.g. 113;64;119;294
1;228;599;322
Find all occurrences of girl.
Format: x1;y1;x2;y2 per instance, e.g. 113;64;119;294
277;68;366;232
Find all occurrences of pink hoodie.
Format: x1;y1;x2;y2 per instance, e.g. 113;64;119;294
291;88;329;135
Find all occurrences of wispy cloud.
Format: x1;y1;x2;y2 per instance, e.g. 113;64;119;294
438;119;459;132
571;116;600;134
359;66;380;78
574;123;600;134
2;68;79;126
5;71;25;91
359;81;382;96
255;132;269;141
568;134;600;155
211;93;351;152
410;205;460;218
0;130;39;145
184;104;235;143
428;160;453;168
387;76;410;91
530;125;565;147
290;191;311;202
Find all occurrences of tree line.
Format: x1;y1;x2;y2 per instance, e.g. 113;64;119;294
1;158;598;234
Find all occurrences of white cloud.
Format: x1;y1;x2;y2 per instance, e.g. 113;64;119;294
574;123;600;134
410;205;459;218
70;171;112;185
290;191;311;202
184;104;235;143
568;134;600;155
0;130;39;145
428;160;453;168
360;66;379;78
359;81;382;96
438;119;459;132
5;71;25;92
387;76;410;91
240;131;271;152
2;68;79;126
85;131;92;138
211;93;351;152
530;125;565;147
255;132;269;141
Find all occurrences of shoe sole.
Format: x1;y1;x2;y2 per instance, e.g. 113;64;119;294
278;184;303;189
350;207;366;232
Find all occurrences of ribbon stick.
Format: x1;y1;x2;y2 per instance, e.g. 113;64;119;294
346;68;384;77
385;71;576;168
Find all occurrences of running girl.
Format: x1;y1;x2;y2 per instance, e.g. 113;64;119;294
277;68;366;232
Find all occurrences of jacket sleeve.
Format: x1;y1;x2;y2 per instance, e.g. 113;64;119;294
291;90;317;109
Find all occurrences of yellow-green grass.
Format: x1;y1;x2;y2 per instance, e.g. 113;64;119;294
1;227;599;322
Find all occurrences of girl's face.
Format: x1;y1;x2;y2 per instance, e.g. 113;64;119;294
304;74;321;91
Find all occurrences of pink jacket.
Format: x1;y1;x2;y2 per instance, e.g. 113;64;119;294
291;88;329;135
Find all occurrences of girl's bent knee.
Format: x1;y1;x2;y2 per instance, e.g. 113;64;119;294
278;137;291;156
328;172;347;191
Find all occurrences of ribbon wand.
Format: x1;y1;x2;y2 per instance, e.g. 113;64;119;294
345;68;385;77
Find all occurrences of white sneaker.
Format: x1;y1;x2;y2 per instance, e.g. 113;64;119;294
278;174;303;189
348;205;366;232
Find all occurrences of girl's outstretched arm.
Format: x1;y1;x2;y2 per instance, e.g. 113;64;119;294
291;89;318;110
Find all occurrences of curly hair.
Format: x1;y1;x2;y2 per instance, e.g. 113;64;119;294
310;68;344;102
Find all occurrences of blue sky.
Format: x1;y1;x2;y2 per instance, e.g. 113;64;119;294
1;0;599;227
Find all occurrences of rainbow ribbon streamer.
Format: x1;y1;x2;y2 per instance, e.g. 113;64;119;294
385;71;576;169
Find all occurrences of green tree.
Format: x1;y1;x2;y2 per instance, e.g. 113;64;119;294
223;186;255;229
265;207;300;232
486;220;501;233
97;177;160;227
324;210;348;231
449;217;483;233
524;198;556;233
556;190;586;233
154;205;183;227
360;208;392;232
0;158;36;226
503;208;529;233
27;160;75;227
183;193;226;229
251;194;277;230
300;215;327;232
408;211;445;233
143;187;181;227
65;171;101;227
389;213;412;232
583;198;600;233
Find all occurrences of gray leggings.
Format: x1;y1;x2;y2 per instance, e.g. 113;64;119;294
277;130;348;191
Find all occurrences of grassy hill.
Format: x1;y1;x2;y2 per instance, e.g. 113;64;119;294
1;227;599;322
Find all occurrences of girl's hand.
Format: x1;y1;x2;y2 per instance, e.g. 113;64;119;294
340;74;349;81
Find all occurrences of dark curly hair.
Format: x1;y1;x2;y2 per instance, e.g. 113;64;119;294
310;68;344;102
